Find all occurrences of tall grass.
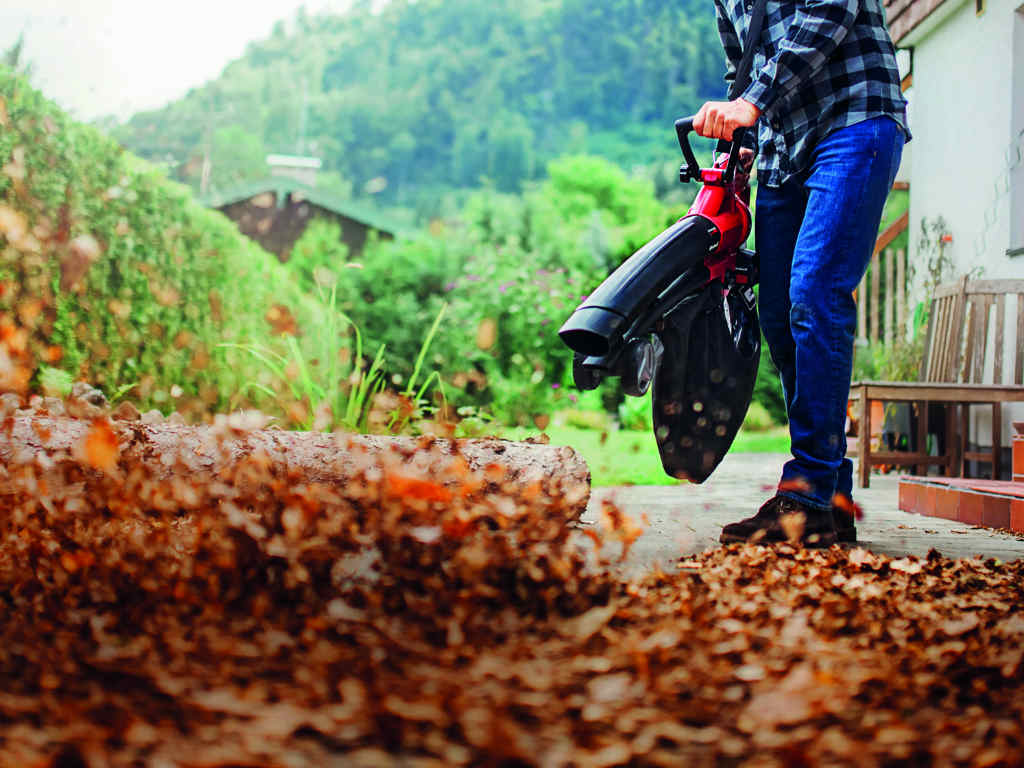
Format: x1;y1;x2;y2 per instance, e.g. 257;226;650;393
223;279;447;434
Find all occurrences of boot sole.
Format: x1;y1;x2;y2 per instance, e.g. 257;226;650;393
719;532;838;548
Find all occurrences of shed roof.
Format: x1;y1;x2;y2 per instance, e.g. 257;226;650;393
203;178;403;237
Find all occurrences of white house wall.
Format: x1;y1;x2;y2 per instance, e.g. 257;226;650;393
1012;6;1024;252
904;0;1024;455
907;0;1021;281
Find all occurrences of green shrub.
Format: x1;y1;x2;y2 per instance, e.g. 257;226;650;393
559;408;612;431
286;218;350;293
753;339;787;425
316;155;672;426
853;337;926;383
0;67;332;414
618;391;653;432
741;401;776;432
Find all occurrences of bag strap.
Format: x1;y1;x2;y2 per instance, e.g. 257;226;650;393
728;0;770;101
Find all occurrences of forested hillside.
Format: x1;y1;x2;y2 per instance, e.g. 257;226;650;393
114;0;726;216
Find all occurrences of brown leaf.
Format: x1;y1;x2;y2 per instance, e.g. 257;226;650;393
80;419;120;472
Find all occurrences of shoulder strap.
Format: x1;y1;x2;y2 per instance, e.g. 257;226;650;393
728;0;770;101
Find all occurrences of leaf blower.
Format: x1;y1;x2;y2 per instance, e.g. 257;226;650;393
558;118;760;482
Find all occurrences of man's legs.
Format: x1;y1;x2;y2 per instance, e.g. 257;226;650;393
778;117;905;509
753;176;806;440
722;117;904;544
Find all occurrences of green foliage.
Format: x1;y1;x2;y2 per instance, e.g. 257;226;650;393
114;0;727;211
853;337;927;383
741;401;776;432
0;68;333;414
753;339;787;425
206;126;266;193
287;218;350;292
223;282;387;433
851;214;963;387
618;391;653;432
38;366;73;398
286;154;669;424
287;152;789;428
501;424;791;486
2;34;32;79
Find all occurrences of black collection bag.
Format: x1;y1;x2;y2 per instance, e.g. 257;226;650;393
652;282;760;482
649;0;769;482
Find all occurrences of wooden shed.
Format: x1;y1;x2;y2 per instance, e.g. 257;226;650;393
205;180;397;260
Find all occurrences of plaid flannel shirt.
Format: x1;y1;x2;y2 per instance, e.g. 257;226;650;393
713;0;910;187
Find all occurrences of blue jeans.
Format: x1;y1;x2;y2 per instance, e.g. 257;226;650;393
756;117;905;511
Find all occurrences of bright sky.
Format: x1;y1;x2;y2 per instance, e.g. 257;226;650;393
0;0;360;121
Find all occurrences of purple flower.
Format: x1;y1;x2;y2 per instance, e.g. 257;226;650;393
551;383;561;390
445;282;457;291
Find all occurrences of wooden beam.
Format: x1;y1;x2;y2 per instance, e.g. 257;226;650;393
993;293;1005;383
915;400;929;476
874;211;910;255
992;402;1002;479
885;251;895;346
851;382;1024;403
857;385;871;488
869;452;950;466
889;0;949;44
857;274;868;344
870;252;881;343
896;249;907;339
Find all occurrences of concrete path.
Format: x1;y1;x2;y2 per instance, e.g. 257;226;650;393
586;452;1024;571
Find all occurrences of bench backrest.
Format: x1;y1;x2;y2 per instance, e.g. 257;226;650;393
921;278;1024;385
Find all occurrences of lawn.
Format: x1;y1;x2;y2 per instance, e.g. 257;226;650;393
501;425;790;486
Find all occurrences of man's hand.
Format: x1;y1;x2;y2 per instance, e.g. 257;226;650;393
694;99;761;141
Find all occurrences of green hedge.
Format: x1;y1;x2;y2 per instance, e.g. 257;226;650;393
0;68;327;413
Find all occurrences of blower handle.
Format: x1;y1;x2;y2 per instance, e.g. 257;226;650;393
675;116;748;185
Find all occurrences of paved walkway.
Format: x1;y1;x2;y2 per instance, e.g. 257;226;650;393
586;453;1024;570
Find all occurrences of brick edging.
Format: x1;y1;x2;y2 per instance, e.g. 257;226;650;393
898;477;1024;533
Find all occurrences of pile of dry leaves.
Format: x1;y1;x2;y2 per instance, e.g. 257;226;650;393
0;397;1022;767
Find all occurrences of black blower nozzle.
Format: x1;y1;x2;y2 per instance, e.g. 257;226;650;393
558;216;716;361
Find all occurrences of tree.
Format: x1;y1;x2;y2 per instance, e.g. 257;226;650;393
2;33;33;79
114;0;728;208
208;126;266;193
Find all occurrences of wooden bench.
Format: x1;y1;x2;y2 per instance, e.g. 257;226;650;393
849;277;1024;488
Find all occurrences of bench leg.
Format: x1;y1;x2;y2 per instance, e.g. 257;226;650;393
857;387;870;489
960;403;970;477
992;402;1002;480
951;404;962;477
915;401;929;477
943;404;956;477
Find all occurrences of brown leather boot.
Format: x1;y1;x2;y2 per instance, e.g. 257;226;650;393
720;495;837;548
832;507;857;543
831;494;859;543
